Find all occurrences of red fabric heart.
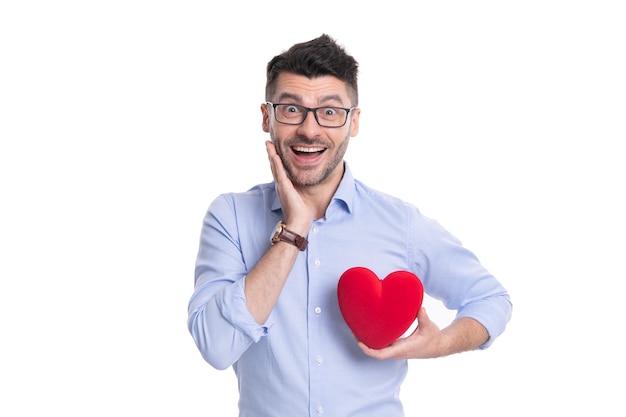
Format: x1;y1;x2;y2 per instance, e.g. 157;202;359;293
337;267;424;349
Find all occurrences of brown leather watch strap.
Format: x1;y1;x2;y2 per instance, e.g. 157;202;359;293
271;222;308;251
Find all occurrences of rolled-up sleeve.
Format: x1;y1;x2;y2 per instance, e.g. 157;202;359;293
187;195;272;370
412;213;512;350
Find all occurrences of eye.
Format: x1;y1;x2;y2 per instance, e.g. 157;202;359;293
284;105;303;113
321;107;338;117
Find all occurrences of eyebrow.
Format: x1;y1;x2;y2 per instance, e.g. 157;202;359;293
276;92;346;106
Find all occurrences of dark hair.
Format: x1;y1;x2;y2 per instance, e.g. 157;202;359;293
265;34;359;106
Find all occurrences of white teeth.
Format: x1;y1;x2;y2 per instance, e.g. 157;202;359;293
293;146;324;153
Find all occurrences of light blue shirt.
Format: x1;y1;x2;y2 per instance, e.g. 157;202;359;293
188;163;512;417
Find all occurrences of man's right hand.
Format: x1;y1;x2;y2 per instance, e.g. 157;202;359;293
265;140;314;235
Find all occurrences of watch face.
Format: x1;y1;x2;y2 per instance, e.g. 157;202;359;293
271;221;284;242
269;221;307;250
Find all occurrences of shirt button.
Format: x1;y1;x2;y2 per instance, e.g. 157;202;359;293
314;259;321;266
312;226;319;233
317;405;324;414
316;355;323;364
314;307;322;315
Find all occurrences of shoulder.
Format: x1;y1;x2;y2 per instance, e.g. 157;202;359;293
352;178;447;234
353;178;415;211
217;181;274;202
208;182;276;216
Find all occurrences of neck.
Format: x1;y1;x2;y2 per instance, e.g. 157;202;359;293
295;164;344;220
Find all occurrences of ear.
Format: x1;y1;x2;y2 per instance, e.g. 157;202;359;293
261;103;270;133
349;107;360;137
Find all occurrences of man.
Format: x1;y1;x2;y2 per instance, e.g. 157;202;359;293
188;34;512;417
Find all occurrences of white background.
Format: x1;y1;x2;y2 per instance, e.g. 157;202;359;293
1;1;624;415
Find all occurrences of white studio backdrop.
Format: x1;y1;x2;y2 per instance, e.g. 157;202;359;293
1;1;624;416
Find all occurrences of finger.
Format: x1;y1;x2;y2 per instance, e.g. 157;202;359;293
416;307;429;325
357;339;397;361
265;140;276;158
357;340;384;359
265;141;288;183
265;140;277;173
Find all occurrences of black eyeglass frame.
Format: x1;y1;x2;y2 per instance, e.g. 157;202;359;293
266;102;357;128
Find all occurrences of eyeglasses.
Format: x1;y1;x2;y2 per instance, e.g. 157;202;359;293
267;102;356;128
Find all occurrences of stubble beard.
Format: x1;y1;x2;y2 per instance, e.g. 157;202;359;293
270;130;350;187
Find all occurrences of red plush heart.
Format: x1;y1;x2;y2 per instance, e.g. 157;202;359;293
337;267;424;349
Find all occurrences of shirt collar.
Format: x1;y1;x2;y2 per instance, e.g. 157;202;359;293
271;161;355;215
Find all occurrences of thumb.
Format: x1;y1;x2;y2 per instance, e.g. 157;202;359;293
417;306;430;325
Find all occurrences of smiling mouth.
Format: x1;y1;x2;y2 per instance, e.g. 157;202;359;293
292;145;326;156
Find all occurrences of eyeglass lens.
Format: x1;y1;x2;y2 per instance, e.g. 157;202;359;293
274;104;348;127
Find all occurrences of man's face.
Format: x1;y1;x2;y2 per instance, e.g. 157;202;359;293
262;73;360;188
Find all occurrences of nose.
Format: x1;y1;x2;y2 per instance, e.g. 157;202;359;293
296;109;323;137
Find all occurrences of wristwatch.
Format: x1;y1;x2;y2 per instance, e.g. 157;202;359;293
270;221;308;251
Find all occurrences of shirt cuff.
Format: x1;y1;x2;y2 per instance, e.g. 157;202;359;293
216;275;274;343
456;294;512;349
